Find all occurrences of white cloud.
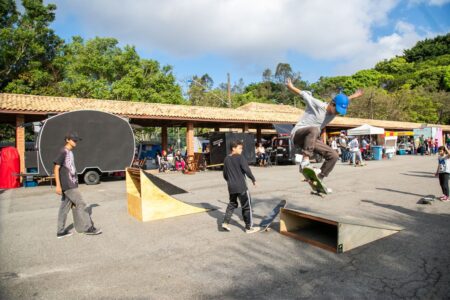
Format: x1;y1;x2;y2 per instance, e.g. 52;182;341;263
335;21;430;74
50;0;435;76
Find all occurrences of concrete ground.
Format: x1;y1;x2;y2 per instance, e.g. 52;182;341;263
0;155;449;299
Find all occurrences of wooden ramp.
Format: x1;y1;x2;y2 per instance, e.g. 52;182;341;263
280;208;403;253
126;168;210;222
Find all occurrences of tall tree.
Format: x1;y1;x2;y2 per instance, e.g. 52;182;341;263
0;0;63;93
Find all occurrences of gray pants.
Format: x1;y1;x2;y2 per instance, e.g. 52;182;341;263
293;126;339;177
57;188;93;234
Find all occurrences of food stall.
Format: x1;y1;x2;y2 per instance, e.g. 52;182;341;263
347;124;385;160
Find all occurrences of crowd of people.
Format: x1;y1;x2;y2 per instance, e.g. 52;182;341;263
415;135;440;155
327;133;370;166
156;149;188;172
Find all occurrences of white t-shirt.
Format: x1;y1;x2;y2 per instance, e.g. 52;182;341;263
331;140;338;150
349;139;359;152
438;155;450;173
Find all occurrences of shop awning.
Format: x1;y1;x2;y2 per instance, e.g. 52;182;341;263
347;124;385;136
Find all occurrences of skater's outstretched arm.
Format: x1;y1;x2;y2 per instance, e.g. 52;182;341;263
348;89;364;100
285;78;301;94
444;145;450;159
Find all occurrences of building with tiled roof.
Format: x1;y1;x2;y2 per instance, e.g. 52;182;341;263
1;92;449;173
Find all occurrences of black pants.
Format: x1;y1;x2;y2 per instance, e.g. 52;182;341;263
223;191;253;229
293;126;339;177
439;173;449;196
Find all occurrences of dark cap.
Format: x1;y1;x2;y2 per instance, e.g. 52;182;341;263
65;132;82;142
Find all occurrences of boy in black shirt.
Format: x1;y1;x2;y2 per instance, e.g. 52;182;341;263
54;132;102;238
222;140;259;234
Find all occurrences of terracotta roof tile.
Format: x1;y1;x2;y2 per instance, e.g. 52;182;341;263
1;93;449;131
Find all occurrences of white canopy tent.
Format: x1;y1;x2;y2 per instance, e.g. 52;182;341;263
347;124;385;136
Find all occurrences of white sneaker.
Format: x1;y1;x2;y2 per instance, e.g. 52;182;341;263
300;160;311;170
222;223;231;232
313;168;321;176
245;226;261;234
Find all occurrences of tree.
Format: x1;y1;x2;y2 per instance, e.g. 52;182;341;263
58;36;184;103
187;74;227;107
404;33;450;63
274;63;293;84
0;0;64;93
1;1;184;104
262;68;272;82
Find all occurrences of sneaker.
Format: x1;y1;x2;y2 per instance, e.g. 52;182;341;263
300;160;311;170
84;226;102;235
222;223;231;232
326;187;333;193
441;196;449;202
245;226;261;234
57;231;73;239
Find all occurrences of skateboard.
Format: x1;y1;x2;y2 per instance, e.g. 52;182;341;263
259;200;287;232
302;166;328;197
418;196;437;205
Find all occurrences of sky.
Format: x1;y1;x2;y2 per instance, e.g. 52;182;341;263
45;0;450;89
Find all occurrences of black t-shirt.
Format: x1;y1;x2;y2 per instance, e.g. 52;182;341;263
53;147;78;191
223;154;256;194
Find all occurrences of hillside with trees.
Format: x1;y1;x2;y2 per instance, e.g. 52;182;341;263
1;0;449;124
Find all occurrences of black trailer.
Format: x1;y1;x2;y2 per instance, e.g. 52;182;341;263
209;132;256;165
25;110;135;184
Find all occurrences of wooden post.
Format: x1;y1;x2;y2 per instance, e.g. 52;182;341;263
186;122;194;156
243;124;249;133
256;128;262;143
161;125;168;152
16;115;25;176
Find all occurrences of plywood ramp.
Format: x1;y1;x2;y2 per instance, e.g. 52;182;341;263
126;168;210;222
280;208;403;253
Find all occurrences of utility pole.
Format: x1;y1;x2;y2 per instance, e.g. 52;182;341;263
227;73;231;108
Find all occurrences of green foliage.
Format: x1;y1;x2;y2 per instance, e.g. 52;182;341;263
1;1;183;104
0;1;448;125
0;0;63;92
310;33;450;124
55;37;184;103
404;33;450;62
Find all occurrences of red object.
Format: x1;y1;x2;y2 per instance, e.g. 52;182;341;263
0;147;21;189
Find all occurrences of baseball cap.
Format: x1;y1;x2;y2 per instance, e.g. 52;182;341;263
65;132;82;142
332;93;349;115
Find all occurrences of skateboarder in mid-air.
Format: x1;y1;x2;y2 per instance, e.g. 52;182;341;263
286;78;364;186
222;140;260;234
54;132;102;238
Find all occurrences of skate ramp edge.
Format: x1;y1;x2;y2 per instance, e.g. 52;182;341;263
280;208;403;253
126;168;210;222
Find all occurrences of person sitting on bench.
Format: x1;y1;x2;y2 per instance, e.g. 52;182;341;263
174;150;186;171
157;151;170;172
255;143;267;166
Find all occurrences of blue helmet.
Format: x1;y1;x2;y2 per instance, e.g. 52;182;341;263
333;93;349;115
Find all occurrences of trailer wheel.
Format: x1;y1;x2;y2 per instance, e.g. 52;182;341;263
84;170;100;185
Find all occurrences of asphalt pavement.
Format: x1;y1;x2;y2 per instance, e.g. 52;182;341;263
1;155;449;299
